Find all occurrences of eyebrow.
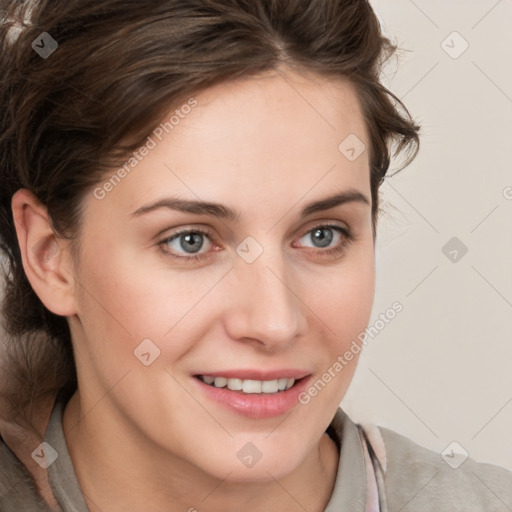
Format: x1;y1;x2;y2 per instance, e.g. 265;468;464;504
130;189;370;222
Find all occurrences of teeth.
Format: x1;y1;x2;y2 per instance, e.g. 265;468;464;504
227;378;243;391
243;379;262;393
213;377;227;388
261;380;279;393
200;376;296;393
277;378;288;391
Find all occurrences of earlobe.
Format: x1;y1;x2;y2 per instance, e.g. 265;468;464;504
11;188;77;317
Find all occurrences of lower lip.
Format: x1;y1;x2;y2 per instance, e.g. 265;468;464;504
193;376;312;419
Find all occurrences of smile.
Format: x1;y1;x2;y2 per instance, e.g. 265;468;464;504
193;372;312;418
197;375;296;394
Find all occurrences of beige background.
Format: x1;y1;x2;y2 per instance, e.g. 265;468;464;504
342;0;512;471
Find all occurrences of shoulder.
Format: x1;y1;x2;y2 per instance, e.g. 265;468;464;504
0;438;53;511
375;426;512;511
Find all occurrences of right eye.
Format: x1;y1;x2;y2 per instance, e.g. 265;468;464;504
159;228;216;262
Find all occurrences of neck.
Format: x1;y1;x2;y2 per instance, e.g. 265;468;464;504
62;392;339;512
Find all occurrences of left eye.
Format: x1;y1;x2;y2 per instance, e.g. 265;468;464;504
295;225;346;249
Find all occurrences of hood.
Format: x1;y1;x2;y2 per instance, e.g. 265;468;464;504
0;393;60;511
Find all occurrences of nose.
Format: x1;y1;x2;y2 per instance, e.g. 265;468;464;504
222;246;304;351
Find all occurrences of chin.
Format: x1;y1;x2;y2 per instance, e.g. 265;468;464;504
217;460;299;484
196;441;306;484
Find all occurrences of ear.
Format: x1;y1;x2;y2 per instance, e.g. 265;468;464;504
11;188;77;317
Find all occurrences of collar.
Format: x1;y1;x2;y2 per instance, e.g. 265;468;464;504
45;400;89;512
323;407;369;512
45;402;376;512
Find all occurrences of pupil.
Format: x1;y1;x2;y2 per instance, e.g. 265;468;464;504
181;233;203;253
312;228;332;248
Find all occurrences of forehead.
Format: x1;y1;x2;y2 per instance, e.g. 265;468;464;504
91;67;371;222
178;68;369;167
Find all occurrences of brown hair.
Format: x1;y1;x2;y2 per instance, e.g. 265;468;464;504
0;0;419;429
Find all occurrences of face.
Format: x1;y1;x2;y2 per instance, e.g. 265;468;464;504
66;67;375;481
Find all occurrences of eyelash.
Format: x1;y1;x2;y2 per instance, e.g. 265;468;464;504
158;223;353;263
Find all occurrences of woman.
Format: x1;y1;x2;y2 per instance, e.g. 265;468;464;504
0;1;511;511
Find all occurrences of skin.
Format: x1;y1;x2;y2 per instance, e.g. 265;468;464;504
12;66;375;512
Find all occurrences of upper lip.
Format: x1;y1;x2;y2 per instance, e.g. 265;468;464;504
194;369;311;380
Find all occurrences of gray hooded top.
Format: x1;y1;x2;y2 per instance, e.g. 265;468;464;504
1;399;511;511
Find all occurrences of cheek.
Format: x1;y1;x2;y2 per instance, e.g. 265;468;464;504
310;244;375;344
73;244;223;360
295;249;375;414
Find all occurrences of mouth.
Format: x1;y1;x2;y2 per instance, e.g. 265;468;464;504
194;375;304;394
192;371;312;418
